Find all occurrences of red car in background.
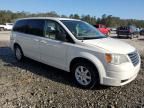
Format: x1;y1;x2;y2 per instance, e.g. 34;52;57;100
93;24;110;36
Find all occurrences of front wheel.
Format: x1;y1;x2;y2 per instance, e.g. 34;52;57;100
71;62;100;89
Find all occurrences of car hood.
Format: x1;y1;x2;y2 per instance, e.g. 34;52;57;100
83;38;135;54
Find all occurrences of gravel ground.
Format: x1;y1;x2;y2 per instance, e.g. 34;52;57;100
0;32;144;108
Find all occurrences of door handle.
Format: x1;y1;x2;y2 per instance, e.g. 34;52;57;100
40;40;59;47
34;39;39;42
40;40;47;44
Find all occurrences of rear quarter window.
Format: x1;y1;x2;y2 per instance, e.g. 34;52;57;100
13;19;45;36
13;20;28;33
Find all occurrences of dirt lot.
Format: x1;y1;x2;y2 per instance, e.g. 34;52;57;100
0;32;144;108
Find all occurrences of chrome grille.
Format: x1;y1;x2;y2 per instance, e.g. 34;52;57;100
128;51;139;66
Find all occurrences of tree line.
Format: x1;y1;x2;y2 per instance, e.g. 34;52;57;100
0;10;144;28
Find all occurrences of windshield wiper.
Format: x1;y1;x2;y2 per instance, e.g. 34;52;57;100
78;36;107;40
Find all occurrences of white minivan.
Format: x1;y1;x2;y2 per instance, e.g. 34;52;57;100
10;17;141;89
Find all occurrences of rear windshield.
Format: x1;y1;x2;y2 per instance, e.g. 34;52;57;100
118;26;128;30
118;25;137;30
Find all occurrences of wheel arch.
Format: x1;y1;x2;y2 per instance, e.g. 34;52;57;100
70;57;97;72
13;43;21;49
13;43;24;55
69;54;106;84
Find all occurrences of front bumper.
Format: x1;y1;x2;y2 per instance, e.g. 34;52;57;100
101;61;141;86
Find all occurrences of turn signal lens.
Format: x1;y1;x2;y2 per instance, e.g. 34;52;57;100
105;54;112;63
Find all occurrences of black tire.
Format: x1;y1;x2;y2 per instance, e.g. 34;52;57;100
117;34;120;38
137;34;140;38
14;45;24;61
107;32;110;36
0;27;4;31
130;34;134;39
71;62;100;89
126;35;129;39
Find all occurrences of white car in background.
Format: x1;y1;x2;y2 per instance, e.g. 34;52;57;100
0;23;13;31
10;17;141;89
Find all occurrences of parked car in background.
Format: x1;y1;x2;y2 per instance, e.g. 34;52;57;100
136;28;140;33
10;17;141;89
93;24;110;36
140;29;144;35
110;27;117;31
0;23;13;31
109;27;117;34
0;25;5;31
117;25;139;39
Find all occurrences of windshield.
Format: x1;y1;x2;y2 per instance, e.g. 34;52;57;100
61;20;106;40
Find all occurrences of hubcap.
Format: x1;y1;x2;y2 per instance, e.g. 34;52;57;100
15;48;22;60
75;66;92;86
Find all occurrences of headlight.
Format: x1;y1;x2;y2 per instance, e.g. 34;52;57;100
105;54;129;65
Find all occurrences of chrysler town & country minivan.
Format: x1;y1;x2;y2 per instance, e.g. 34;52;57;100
10;17;141;89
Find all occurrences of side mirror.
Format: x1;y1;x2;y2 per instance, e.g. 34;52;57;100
57;31;66;41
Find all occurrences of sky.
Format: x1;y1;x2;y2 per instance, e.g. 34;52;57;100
0;0;143;20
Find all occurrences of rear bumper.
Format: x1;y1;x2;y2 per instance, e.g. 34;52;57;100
117;32;131;36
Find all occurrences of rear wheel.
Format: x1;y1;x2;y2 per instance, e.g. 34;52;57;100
71;62;99;89
14;45;24;61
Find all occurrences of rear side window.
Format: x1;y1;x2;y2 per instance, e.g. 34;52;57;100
13;19;45;36
27;20;45;36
